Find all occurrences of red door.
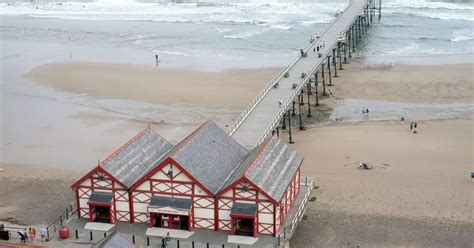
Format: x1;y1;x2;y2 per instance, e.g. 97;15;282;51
161;215;180;229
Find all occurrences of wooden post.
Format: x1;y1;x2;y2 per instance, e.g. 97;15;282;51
321;65;327;96
314;72;319;106
339;43;343;70
75;229;78;239
90;231;93;241
327;56;332;86
307;92;312;118
282;113;287;130
343;42;348;63
288;110;294;144
352;25;356;52
307;79;312;95
333;48;338;77
298;101;303;130
292;101;296;116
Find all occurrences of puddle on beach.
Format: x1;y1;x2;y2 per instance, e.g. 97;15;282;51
329;99;474;123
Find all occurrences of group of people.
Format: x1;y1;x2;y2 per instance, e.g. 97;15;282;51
410;121;418;133
312;41;325;58
17;227;47;243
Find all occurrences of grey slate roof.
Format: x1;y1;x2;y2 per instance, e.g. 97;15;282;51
100;128;173;188
231;203;257;216
245;136;303;202
171;121;248;195
92;231;137;248
88;192;113;204
149;196;192;211
220;141;266;191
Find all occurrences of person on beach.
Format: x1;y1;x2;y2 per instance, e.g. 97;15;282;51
410;121;413;130
40;227;47;242
28;227;36;242
329;89;333;97
414;122;417;129
18;231;27;243
366;108;370;116
278;98;282;108
313;47;316;52
300;49;304;56
155;54;159;67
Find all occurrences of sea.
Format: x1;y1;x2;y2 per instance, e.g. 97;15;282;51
1;0;473;70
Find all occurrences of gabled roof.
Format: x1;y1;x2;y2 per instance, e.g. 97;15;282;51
100;127;173;189
92;231;137;248
169;121;248;195
219;135;303;202
245;136;303;201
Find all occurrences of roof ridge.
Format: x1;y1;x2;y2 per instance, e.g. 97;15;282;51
98;127;151;168
169;120;211;157
243;135;276;177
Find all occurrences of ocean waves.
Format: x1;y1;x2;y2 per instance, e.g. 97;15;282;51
0;1;343;25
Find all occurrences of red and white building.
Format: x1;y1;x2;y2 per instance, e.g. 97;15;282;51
71;121;303;237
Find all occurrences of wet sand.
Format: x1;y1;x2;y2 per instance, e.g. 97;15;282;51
26;63;280;109
331;62;474;102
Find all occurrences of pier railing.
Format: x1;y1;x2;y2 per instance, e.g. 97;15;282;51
275;177;315;246
228;0;357;138
252;0;367;148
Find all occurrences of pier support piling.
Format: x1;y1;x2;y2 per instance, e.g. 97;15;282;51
282;113;286;130
292;101;296;116
321;65;327;96
333;48;338;77
307;92;312;118
298;101;304;130
327;56;332;86
314;72;319;106
288;110;294;144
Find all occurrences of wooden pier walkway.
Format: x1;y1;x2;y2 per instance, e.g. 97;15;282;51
230;0;381;148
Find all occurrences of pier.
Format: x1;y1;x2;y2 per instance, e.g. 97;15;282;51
229;0;382;149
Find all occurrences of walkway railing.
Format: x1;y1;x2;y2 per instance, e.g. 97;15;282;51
252;1;367;148
228;0;358;138
46;200;77;240
275;177;315;246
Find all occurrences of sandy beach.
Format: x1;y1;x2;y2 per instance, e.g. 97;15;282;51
289;119;474;247
26;63;281;109
3;59;473;247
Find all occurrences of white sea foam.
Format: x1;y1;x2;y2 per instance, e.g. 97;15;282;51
450;29;473;42
385;0;474;11
223;29;266;39
153;50;195;57
0;1;345;24
215;27;232;33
